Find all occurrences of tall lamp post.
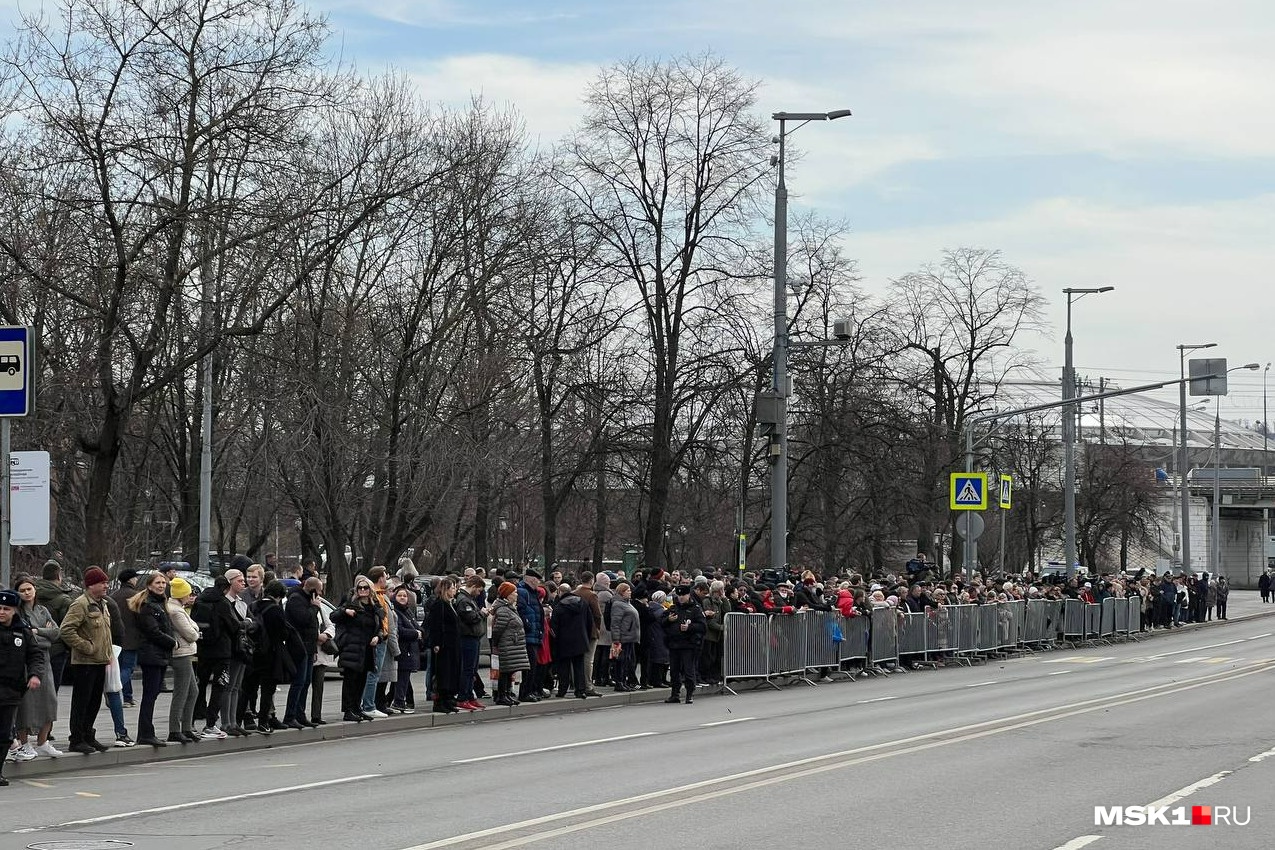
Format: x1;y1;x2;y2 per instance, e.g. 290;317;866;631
1062;286;1113;576
1177;342;1217;571
769;108;851;573
1212;362;1261;576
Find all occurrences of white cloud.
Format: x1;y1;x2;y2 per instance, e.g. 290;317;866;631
851;193;1275;388
404;54;596;146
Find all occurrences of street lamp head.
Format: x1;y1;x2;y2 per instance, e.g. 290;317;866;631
1096;286;1115;293
1177;342;1217;352
1241;362;1262;370
772;109;853;122
1062;286;1115;295
826;109;853;120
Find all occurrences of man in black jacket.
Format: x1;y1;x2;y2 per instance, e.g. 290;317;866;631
283;578;323;727
662;585;707;704
1;589;45;786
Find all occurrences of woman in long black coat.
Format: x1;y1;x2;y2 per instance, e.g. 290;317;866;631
330;576;381;722
392;587;422;712
426;577;461;713
550;590;593;699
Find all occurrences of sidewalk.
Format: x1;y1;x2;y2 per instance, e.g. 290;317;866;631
8;590;1274;780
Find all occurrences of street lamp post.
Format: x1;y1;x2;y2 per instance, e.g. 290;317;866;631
769;108;851;573
1062;286;1113;576
1177;342;1217;571
1211;362;1261;577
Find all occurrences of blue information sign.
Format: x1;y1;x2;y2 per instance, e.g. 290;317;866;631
0;326;32;417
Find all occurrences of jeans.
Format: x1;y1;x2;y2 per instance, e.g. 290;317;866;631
285;661;313;721
221;660;246;729
168;656;198;736
458;637;480;702
68;663;106;746
361;642;387;712
136;664;166;739
104;690;128;737
119;649;138;702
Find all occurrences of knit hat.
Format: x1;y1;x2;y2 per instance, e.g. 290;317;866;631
169;577;194;599
498;581;518;598
0;589;19;608
83;566;109;587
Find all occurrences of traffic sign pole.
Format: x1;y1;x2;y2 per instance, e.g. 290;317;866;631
1;419;10;588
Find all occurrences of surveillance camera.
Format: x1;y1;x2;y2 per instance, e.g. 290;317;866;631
832;320;852;341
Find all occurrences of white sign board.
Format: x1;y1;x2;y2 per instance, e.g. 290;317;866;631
10;450;50;545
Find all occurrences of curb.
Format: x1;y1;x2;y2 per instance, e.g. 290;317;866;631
10;608;1275;779
5;688;679;780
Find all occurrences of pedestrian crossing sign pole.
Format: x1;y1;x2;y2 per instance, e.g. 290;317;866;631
950;472;988;510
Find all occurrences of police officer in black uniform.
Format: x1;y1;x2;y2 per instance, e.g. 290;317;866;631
662;585;706;704
1;588;46;786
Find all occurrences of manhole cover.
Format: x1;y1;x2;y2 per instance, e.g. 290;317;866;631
27;842;134;850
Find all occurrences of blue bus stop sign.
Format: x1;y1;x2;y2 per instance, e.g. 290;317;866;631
0;326;32;417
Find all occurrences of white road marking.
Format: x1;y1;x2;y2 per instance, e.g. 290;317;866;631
857;697;896;703
451;732;658;764
1042;657;1113;664
15;774;382;833
700;718;754;727
399;662;1275;850
1143;637;1250;660
1048;671;1073;676
1049;836;1102;850
965;681;998;688
1249;744;1275;763
1146;770;1231;808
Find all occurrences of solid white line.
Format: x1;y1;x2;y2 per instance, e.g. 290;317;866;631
451;732;657;764
1048;671;1074;676
857;696;896;703
700;718;754;727
1146;770;1231;809
1049;836;1102;850
1249;633;1272;639
965;681;998;688
399;662;1275;850
15;774;382;833
1249;744;1275;763
1144;637;1249;660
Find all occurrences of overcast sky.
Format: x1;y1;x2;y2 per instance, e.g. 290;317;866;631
9;1;1275;422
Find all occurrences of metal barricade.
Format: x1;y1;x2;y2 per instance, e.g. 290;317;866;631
1062;599;1085;643
839;614;870;665
803;611;841;675
1084;603;1103;643
1100;597;1117;638
999;600;1024;651
976;604;999;654
899;610;927;658
1114;596;1130;636
1023;599;1048;645
768;614;813;683
722;612;774;694
869;607;899;668
952;603;979;658
1128;597;1142;633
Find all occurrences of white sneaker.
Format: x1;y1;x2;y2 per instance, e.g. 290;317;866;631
366;709;389;718
35;741;64;758
14;744;37;762
201;726;227;740
4;745;17;762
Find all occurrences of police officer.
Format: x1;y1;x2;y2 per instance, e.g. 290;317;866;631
662;585;706;705
1;588;46;786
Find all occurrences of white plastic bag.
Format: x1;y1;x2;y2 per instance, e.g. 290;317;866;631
105;644;123;694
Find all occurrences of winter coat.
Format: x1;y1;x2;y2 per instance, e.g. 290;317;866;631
608;596;640;645
455;591;487;639
110;584;142;650
134;591;178;667
285;587;321;654
393;600;422;674
426;595;461;696
378;604;400;685
18;602;59;655
574;585;603;641
59;594;113;665
192;588;244;663
550;593;591;659
165;598;200;659
516;581;545;646
314;603;338;670
330;598;380;674
254;597;301;684
662;598;707;650
32;578;73;626
794;584;831;612
642;601;670;664
700;595;730;642
490;597;530;673
0;617;44;706
595;588;614;645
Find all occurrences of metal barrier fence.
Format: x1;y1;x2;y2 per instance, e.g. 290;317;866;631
720;596;1149;693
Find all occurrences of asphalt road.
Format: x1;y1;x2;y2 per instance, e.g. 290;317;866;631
4;610;1275;850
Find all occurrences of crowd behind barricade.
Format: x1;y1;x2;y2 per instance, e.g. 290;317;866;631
0;550;1256;786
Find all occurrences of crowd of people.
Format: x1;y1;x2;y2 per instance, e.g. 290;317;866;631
0;551;1253;786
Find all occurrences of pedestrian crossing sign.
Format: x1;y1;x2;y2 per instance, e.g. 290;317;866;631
999;474;1013;509
950;472;988;510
